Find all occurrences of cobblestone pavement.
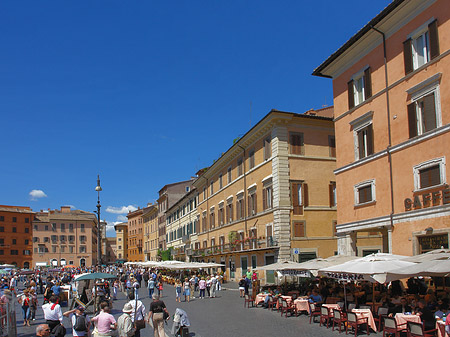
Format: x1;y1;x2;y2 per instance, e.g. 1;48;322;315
16;281;384;337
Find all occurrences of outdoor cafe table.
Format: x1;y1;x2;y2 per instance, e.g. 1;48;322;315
351;309;377;332
255;293;266;305
276;295;293;309
395;313;421;326
293;298;310;313
322;304;341;314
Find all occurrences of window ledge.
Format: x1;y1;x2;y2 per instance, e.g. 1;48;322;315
413;184;448;194
354;201;376;209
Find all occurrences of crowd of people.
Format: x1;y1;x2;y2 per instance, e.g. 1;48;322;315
0;265;222;337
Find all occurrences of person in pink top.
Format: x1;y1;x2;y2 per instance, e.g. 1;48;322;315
91;302;117;337
198;278;206;299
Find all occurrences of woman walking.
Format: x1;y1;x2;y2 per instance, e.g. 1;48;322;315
183;278;191;302
18;289;31;326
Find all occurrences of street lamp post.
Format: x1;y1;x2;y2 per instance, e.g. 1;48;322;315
95;175;102;267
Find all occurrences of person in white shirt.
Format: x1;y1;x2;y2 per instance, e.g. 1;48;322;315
127;291;146;337
42;296;63;333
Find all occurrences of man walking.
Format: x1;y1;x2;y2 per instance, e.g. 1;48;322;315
117;303;135;337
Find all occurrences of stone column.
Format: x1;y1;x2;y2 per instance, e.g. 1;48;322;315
271;125;292;261
337;231;357;256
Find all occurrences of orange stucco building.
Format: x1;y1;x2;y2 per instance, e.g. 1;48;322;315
313;0;450;256
127;208;144;262
0;205;34;268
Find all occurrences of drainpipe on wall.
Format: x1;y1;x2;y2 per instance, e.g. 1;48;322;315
371;26;394;253
199;175;209;255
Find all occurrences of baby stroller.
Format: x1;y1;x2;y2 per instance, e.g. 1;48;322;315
171;308;190;337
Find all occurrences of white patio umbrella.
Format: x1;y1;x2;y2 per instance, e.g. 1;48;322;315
403;249;450;263
318;253;415;283
256;259;309;271
383;258;450;283
318;253;415;310
294;255;359;276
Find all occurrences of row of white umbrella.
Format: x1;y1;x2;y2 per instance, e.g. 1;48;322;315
124;260;224;270
256;249;450;284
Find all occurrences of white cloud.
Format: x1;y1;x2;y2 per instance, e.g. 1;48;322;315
105;205;137;214
117;215;127;222
65;205;76;209
29;189;47;201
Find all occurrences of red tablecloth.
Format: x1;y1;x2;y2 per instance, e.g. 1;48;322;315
394;313;421;326
293;299;310;313
351;309;377;332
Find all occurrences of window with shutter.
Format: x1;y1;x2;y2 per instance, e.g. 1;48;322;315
289;132;304;155
237;158;243;176
329;182;337;207
419;165;441;189
408;91;439;138
293;221;305;238
355;124;374;160
291;182;303;215
358;185;372;204
249;150;255;169
264;137;271;160
349;67;371;108
328;136;336;157
263;186;273;210
405;19;440;74
354;180;375;205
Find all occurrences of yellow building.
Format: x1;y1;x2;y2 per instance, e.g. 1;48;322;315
143;204;158;261
191;108;337;283
114;222;128;262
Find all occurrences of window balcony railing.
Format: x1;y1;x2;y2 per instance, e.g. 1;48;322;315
191;237;277;257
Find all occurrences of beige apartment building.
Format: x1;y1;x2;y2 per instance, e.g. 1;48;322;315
143;204;158;261
191;108;337;283
32;206;98;267
157;180;194;251
114;222;128;262
166;188;199;262
313;0;450;256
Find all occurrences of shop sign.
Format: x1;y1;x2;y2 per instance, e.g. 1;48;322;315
404;187;450;211
325;272;365;281
280;269;311;277
418;234;449;252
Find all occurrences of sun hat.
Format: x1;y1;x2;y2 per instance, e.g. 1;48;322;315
122;303;133;313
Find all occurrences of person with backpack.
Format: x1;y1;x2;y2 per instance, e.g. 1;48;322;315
63;306;90;337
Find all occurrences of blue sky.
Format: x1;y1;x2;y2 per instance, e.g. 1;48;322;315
0;1;391;236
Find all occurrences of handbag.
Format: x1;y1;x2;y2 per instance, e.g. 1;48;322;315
134;298;146;330
163;310;170;321
135;319;146;330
